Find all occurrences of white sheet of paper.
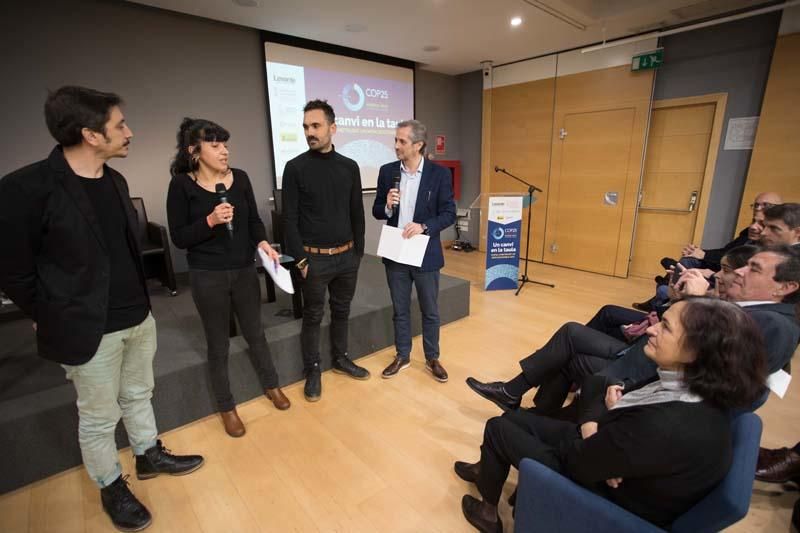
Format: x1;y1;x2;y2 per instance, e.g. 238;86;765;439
766;369;792;399
376;225;430;267
257;249;294;294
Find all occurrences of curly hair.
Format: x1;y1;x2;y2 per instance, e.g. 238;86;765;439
679;298;766;409
169;117;230;176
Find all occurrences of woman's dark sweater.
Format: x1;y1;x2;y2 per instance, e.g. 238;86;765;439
560;399;732;527
166;168;268;270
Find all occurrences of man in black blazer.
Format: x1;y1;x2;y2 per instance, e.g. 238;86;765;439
372;120;456;382
0;86;202;531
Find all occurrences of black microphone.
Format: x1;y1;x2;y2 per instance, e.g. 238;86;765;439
215;183;234;238
391;171;401;215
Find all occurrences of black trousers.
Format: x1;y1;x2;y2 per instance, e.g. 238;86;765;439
519;322;628;414
190;265;278;412
300;249;360;369
477;410;578;505
584;305;647;343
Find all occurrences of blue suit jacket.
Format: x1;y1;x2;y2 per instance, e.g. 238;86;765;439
372;159;456;271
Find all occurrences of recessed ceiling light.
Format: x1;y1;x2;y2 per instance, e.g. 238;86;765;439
345;23;368;33
233;0;259;7
423;45;440;52
510;16;522;27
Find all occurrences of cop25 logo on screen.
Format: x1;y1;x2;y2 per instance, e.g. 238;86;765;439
342;83;366;112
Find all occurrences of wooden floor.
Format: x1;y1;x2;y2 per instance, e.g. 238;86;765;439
1;250;797;532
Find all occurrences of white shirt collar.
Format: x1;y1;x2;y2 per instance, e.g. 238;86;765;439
400;156;424;176
736;300;778;307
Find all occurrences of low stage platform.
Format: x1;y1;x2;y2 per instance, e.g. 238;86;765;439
0;255;470;494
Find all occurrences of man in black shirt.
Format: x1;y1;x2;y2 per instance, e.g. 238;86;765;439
282;99;368;402
0;86;202;532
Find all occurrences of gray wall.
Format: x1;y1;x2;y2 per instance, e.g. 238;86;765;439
0;0;483;265
653;12;781;248
0;0;274;273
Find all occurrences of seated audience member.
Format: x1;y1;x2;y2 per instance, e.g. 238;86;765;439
760;202;800;247
676;191;780;270
634;206;769;311
466;246;798;416
455;299;766;532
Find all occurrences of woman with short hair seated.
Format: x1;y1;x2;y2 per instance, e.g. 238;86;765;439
455;298;766;532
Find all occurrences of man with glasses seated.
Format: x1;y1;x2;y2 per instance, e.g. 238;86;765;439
633;191;781;311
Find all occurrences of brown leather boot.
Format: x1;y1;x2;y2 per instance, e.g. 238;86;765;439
265;388;290;410
220;409;246;437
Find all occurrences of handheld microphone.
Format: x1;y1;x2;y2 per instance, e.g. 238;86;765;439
214;183;234;238
391;172;401;215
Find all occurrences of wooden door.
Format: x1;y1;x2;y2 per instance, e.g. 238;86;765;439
543;107;635;275
629;103;715;278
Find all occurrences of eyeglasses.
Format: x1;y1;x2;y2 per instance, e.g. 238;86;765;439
750;202;776;211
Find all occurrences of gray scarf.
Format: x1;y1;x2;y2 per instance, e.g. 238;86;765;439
611;368;702;410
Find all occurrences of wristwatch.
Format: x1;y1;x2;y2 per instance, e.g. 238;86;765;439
421;223;428;234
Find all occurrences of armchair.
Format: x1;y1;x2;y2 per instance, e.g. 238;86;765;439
130;197;177;296
513;412;762;533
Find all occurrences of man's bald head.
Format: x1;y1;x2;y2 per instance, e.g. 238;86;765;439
754;192;782;210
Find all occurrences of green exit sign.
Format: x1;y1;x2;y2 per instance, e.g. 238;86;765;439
632;48;664;71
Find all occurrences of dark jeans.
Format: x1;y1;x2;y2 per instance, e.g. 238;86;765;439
190;266;278;412
519;322;627;414
300;249;360;369
477;409;577;505
385;261;441;360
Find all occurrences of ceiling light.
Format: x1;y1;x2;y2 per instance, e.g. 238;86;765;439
423;45;440;52
510;17;522;27
233;0;259;6
345;23;367;33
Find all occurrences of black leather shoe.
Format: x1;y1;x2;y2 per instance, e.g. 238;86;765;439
454;461;479;483
332;356;371;380
461;495;502;533
632;299;653;312
466;377;520;412
101;475;152;532
135;440;204;480
305;363;322;402
382;356;411;379
792;496;799;530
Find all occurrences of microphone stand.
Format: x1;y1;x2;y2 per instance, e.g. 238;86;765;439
494;166;555;294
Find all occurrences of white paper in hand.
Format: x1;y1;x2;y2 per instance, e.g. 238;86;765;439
257;249;294;294
376;225;429;267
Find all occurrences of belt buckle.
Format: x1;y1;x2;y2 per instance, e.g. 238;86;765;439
327;247;334;255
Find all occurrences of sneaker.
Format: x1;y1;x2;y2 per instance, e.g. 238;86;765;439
381;356;411;379
100;475;152;532
425;359;448;383
135;440;204;480
304;363;322;402
332;356;371;380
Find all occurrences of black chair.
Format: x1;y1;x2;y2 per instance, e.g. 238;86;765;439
130;197;177;296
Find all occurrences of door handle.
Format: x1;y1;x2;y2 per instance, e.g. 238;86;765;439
688;190;698;212
639;190;699;214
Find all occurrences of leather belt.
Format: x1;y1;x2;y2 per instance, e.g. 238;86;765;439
303;241;354;255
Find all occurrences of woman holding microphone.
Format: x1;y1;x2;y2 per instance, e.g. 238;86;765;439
167;118;289;438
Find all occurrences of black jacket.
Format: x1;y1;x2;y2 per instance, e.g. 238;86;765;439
0;147;149;365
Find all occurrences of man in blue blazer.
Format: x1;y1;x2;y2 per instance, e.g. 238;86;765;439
372;120;456;382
